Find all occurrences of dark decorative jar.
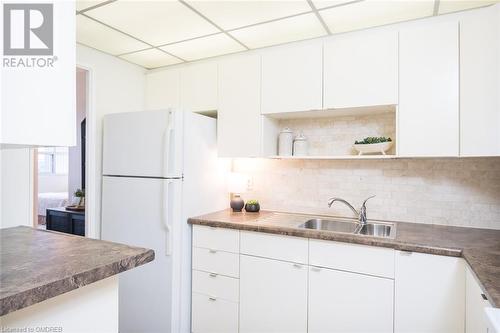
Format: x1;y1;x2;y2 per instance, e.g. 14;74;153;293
245;201;260;213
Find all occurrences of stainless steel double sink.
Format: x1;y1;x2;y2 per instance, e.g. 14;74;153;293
297;218;396;239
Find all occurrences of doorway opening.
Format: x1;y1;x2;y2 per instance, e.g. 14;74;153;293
33;67;88;236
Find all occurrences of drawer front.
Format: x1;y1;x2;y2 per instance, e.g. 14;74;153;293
192;247;239;278
192;270;239;303
240;231;308;264
192;292;238;333
309;239;394;278
193;225;239;253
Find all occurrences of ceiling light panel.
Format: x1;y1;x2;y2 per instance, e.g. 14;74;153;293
76;1;108;12
186;0;312;30
438;0;498;14
312;0;361;10
319;0;435;34
231;13;326;49
160;34;245;61
76;15;150;55
120;49;183;69
84;1;220;46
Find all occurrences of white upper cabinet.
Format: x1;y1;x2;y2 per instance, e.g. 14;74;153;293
394;251;465;333
145;68;180;110
323;29;398;109
217;54;262;158
180;61;218;112
1;1;75;147
261;41;323;114
459;5;500;156
398;21;459;157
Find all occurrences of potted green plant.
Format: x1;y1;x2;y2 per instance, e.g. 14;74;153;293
244;200;260;213
74;188;85;207
353;137;393;155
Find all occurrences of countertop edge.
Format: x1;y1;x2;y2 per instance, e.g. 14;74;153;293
0;249;154;316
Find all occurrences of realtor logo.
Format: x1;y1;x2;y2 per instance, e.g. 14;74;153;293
3;3;53;56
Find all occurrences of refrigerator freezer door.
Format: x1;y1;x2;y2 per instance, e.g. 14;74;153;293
102;109;183;178
101;176;182;333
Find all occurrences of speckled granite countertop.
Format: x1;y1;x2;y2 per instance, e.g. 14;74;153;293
0;226;155;316
188;209;500;307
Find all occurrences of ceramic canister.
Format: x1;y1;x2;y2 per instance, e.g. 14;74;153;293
293;133;308;156
278;128;293;156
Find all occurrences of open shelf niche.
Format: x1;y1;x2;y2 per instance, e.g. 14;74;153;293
262;105;397;159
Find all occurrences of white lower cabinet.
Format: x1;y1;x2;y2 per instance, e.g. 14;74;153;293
465;266;491;333
309;265;394;333
394;251;465;333
239;254;308;333
192;292;238;333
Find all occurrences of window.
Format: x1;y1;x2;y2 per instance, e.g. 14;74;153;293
38;147;69;175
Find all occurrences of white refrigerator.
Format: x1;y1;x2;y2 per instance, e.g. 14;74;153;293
101;109;229;333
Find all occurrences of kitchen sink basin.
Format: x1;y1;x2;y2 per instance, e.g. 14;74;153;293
297;218;396;239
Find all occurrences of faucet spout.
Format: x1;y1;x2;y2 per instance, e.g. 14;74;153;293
327;196;375;226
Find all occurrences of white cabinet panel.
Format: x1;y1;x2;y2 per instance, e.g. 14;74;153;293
309;266;394;333
465;266;491;333
1;1;76;147
192;292;238;333
217;54;262;157
239;255;307;333
240;231;308;264
180;61;218;112
192;270;239;303
145;68;180;110
460;6;500;156
192;225;239;253
399;21;459;156
394;251;465;333
323;29;398;109
261;42;323;114
192;247;239;278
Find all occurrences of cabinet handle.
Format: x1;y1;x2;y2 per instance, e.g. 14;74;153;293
208;296;217;301
209;273;217;278
311;266;321;272
293;263;302;269
400;250;413;256
208;249;217;254
481;293;488;301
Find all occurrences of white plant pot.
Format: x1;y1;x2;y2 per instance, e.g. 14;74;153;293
353;142;393;155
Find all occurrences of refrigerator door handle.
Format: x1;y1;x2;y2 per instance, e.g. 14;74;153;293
162;179;174;256
162;112;174;178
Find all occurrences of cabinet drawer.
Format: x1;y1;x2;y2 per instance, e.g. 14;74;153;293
192;270;239;303
192;292;238;333
193;225;239;253
309;239;394;278
192;247;239;278
240;231;308;264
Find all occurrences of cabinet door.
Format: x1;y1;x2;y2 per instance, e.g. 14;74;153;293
324;29;398;109
192;292;238;333
239;255;307;333
309;266;394;333
218;54;262;157
145;68;180;110
261;42;322;114
394;251;465;333
399;21;459;156
465;266;491;333
180;61;218;112
460;6;500;156
1;1;76;147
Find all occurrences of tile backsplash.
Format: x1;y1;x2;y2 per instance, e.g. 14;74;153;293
234;157;500;230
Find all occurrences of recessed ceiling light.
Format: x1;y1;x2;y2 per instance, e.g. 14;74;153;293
120;49;183;69
76;15;149;55
186;0;312;30
319;0;435;33
231;13;327;49
160;34;245;61
85;1;220;46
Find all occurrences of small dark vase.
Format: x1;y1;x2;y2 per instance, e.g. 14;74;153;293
230;195;245;212
245;203;260;213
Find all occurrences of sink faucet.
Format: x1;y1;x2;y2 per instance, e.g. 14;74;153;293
327;196;376;225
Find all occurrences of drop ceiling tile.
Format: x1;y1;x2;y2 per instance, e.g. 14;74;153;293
312;0;360;10
160;34;245;61
186;0;312;30
120;49;183;69
230;13;326;49
438;1;498;14
76;1;108;12
77;15;149;55
319;0;435;33
85;1;220;46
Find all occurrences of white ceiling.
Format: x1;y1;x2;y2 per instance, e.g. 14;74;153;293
76;0;499;69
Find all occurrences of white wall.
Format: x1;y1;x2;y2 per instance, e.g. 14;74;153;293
68;69;87;200
38;174;68;193
76;44;146;238
0;148;33;228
